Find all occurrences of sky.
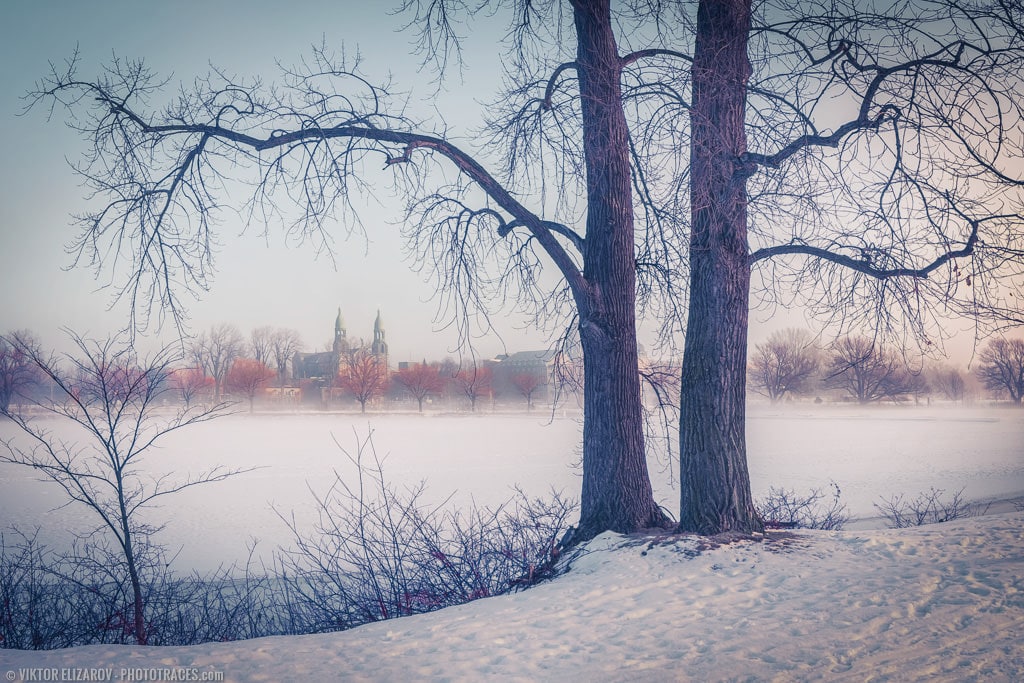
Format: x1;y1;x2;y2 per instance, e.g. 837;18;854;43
0;1;997;367
0;0;546;363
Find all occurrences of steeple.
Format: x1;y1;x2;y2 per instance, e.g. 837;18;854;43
333;307;347;354
371;308;388;362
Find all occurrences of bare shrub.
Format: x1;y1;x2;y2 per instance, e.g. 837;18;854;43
141;552;298;645
756;482;848;530
0;530;78;650
0;332;240;645
874;488;991;528
0;529;170;649
275;431;577;632
1;428;576;649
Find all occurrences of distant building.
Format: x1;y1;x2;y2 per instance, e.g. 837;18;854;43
492;350;556;401
370;310;389;368
292;308;390;384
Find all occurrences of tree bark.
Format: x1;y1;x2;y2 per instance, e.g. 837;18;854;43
678;0;763;535
118;488;148;645
571;0;670;542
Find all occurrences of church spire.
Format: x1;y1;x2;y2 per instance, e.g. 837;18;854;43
371;308;388;362
333;307;347;355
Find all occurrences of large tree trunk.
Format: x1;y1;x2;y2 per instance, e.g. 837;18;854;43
571;0;669;543
678;0;763;535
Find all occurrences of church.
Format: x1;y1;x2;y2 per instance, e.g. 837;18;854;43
292;308;389;383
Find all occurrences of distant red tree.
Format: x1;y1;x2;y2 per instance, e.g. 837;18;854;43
338;348;389;413
394;361;444;412
168;367;213;407
225;359;275;412
510;372;545;411
454;366;493;412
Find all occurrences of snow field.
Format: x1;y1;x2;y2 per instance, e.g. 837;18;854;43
2;513;1021;681
1;406;1022;573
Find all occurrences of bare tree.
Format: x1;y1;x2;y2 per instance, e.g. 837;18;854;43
269;327;304;388
510;372;545;411
0;330;40;414
167;366;212;408
748;328;821;402
29;1;680;542
0;332;240;645
927;363;967;403
976;337;1024;404
825;336;916;404
250;326;275;368
190;324;246;401
617;0;1024;533
393;362;445;413
337;347;389;413
33;0;1024;538
453;365;493;412
225;358;276;412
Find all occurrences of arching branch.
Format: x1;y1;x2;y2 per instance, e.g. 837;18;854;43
620;48;694;67
34;61;597;323
740;105;899;172
541;61;579;110
749;216;983;279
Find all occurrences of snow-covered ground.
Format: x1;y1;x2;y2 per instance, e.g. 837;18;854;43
2;406;1023;679
1;406;1023;572
2;512;1022;681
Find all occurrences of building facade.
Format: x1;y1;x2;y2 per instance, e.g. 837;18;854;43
292;308;389;384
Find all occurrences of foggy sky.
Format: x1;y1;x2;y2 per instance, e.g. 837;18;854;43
0;1;543;362
0;1;986;366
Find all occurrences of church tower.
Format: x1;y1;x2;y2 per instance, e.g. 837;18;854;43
333;307;348;354
371;309;389;367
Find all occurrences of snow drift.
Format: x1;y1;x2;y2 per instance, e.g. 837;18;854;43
3;512;1022;681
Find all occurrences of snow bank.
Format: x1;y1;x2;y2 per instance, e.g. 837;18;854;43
4;512;1022;682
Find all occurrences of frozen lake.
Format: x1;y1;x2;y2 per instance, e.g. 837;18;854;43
1;406;1022;573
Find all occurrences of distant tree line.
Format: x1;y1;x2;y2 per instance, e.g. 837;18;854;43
748;328;1024;405
5;327;1024;415
107;322;556;414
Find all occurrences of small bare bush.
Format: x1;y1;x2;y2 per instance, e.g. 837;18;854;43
874;487;990;528
0;531;303;648
0;529;171;648
2;429;577;649
0;530;80;650
756;482;848;530
275;431;577;632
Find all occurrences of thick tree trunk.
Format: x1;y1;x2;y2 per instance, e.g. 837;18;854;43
678;0;763;535
571;0;670;543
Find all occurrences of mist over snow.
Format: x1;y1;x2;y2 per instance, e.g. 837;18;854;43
1;406;1022;573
